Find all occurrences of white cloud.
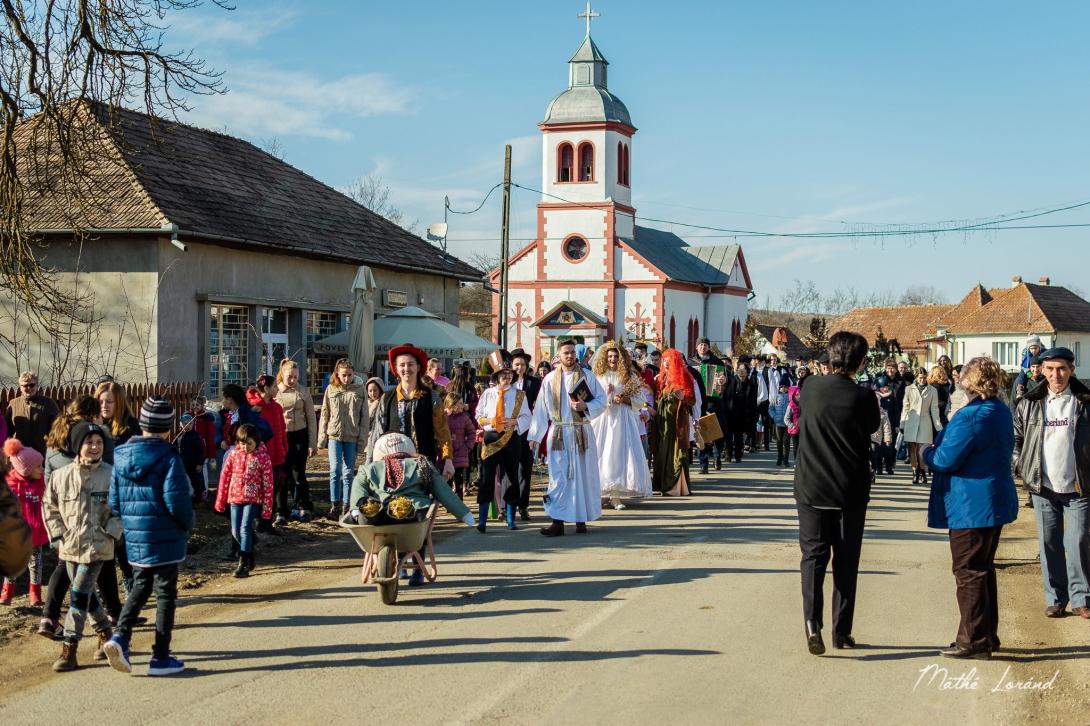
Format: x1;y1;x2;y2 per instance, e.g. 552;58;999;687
167;6;297;46
772;197;913;235
187;68;417;140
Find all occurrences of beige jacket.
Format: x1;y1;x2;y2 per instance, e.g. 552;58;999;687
318;383;368;448
275;384;318;449
43;460;122;564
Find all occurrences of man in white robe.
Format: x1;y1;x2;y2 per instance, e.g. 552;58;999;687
590;343;652;510
528;338;607;536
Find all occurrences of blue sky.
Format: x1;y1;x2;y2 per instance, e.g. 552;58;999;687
172;1;1090;306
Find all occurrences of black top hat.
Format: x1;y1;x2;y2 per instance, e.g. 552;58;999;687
510;348;532;364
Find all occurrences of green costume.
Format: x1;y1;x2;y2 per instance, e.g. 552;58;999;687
652;394;693;493
350;455;470;521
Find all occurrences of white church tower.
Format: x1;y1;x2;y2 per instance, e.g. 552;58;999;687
495;3;752;358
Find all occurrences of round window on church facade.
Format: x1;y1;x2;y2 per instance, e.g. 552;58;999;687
562;235;588;262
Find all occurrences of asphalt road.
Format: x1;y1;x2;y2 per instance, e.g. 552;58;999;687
1;451;1081;724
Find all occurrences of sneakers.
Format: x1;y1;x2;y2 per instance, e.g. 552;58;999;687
103;634;132;673
52;640;79;672
94;628;113;661
273;514;288;527
36;618;62;641
147;655;185;676
408;569;426;587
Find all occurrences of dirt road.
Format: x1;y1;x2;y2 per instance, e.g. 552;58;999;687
1;452;1086;724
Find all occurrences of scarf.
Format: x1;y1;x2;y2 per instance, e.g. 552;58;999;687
549;364;589;454
382;452;432;492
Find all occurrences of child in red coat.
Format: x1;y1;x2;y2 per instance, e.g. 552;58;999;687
214;424;273;578
2;439;48;605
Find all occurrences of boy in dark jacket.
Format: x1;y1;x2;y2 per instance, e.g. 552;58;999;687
103;397;193;677
177;413;207;504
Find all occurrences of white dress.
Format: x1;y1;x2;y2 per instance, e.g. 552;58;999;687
592;371;653;499
528;368;607;523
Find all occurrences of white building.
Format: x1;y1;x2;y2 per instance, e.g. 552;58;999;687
490;12;752;359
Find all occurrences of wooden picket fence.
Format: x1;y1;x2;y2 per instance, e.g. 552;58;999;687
0;382;204;425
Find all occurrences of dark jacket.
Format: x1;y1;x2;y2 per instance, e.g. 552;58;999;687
793;374;881;508
109;436;194;567
228;402;273;443
688;365;710;415
518;374;542;410
722;376;755;429
4;394;60;456
0;477;32;578
924;397;1019;529
1013;377;1090;497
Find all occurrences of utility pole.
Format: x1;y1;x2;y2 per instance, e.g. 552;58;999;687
498;144;512;347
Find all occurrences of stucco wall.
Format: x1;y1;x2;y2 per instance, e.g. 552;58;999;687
2;234;466;386
542;208;609;281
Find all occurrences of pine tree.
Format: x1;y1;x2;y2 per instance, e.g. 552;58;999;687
803;317;828;357
733;317;761;357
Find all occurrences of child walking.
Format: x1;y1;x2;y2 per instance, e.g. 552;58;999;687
103;397;193;677
215;423;274;578
768;379;792;466
445;394;478;500
42;422;120;672
1;439;47;606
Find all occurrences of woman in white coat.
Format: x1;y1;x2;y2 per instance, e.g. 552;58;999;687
900;367;942;485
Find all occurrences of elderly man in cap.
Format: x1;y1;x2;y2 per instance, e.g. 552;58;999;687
1014;347;1090;618
510;348;541;521
475;350;532;531
371;344;455;482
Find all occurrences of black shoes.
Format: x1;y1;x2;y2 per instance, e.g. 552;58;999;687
805;621;825;656
540;520;565;537
699;463;709;475
940;643;991;660
833;633;856;649
714;456;722;471
519;507;530;522
575;522;587;534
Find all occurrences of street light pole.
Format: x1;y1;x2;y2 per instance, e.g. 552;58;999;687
498;144;512;348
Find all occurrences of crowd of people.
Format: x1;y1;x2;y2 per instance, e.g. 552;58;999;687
0;327;1084;676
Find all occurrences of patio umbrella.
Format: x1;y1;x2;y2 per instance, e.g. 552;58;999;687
312;306;495;360
347;266;377;373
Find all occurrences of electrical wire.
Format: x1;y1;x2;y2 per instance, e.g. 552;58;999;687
445;183;503;215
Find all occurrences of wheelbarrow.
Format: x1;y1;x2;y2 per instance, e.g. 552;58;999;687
339;502;438;605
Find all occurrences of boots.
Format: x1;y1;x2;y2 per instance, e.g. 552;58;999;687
29;583;43;606
715;454;722;471
477;503;488;533
53;640;79;672
505;504;517;530
540;519;565;537
0;581;13;605
234;553;250;578
912;468;920;485
94;627;113;661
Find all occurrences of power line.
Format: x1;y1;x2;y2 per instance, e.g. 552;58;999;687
445;183;502;215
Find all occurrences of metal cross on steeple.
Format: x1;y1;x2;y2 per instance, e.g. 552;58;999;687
578;1;600;38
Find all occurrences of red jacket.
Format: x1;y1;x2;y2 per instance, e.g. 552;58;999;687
193;413;218;459
6;470;48;547
215;443;274;520
245;390;287;466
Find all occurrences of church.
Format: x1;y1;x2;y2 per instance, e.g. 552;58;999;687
491;6;753;359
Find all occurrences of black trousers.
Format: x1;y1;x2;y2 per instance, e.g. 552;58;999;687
798;503;867;635
116;563;179;660
949;526;1002;649
452;467;469;499
757;401;771;449
284;429;312;510
517;431;534;511
477;434;522;506
775;426;791;463
272;463;289;517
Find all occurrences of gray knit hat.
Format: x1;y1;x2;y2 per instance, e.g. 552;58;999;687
139;396;174;434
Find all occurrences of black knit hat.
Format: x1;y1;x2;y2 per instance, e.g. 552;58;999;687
68;421;107;456
139;396;175;434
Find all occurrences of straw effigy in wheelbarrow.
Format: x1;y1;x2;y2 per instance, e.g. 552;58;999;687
338;502;439;605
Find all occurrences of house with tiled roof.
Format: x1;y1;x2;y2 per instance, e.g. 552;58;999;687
9;101;481;391
941;277;1090;376
834;277;1090;376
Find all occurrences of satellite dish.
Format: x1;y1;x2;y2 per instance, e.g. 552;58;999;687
426;223;448;242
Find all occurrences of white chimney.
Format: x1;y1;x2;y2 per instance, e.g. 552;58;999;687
1039;276;1050;286
1011;275;1022;287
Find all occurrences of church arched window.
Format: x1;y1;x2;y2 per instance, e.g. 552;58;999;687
669;315;676;349
617;142;624;184
557;143;574;183
622;143;630;186
578;142;594;182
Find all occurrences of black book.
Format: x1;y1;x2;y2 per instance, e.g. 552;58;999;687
569;378;594;418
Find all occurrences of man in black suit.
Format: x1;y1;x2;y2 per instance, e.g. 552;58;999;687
511;348;541;521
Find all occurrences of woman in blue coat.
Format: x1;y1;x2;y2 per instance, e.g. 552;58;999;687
923;357;1018;661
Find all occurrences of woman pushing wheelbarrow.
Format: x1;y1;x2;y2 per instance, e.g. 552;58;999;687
341;432;476;604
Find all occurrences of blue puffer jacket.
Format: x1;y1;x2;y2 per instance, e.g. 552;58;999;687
109;436;193;567
924;397;1019;530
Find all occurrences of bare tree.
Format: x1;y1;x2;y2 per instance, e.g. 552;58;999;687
343;173;418;234
1;0;227;362
898;285;947;306
258;135;285;161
